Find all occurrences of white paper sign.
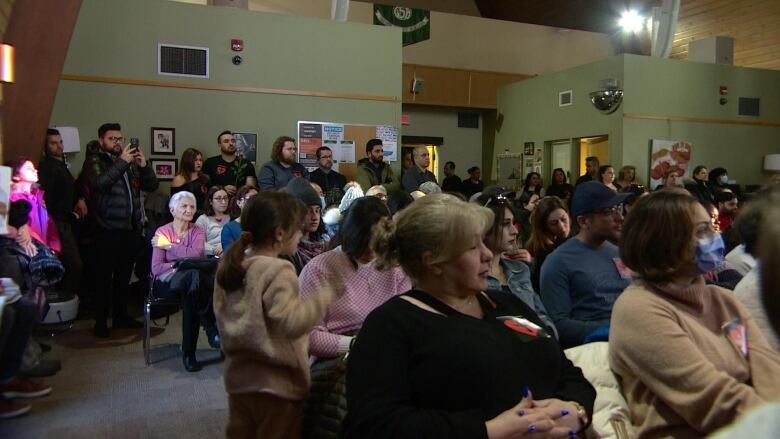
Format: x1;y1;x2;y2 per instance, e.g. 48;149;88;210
338;140;356;164
376;125;398;162
55;126;82;153
0;166;10;235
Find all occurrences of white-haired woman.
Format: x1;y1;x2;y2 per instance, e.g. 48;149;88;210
150;191;210;372
345;194;595;438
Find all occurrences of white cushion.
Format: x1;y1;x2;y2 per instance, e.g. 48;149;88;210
565;342;635;439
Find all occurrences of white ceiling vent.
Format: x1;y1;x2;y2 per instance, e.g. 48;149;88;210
158;43;209;78
559;90;573;107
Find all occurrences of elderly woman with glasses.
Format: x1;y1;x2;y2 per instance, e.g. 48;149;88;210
344;194;595;438
610;190;780;437
151;191;214;372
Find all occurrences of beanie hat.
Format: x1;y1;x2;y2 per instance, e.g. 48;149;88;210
339;185;364;213
8;199;32;228
285;177;321;207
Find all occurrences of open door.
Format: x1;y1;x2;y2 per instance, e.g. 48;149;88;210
578;136;609;176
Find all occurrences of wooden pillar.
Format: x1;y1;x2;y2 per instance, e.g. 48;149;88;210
1;0;81;163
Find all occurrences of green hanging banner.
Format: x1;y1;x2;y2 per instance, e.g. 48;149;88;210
373;4;430;47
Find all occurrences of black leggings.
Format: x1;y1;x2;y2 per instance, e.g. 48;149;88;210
154;268;214;354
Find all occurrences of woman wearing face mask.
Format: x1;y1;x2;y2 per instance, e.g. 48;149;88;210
708;167;730;194
609;190;780;438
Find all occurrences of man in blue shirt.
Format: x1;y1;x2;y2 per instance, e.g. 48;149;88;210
540;181;631;347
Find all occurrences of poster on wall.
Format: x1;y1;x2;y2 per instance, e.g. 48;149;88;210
233;132;257;163
496;153;523;191
375;125;398;162
649;139;692;189
298;123;323;169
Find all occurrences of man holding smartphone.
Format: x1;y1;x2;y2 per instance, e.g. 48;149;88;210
78;123;158;337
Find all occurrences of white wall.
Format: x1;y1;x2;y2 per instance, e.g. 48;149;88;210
401;107;483;181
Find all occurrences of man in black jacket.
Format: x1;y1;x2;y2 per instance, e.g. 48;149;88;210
79;123;158;337
38;128;87;305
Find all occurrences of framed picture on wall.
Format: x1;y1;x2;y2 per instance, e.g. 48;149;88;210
233;132;257;163
150;158;177;181
151;127;175;155
524;142;534;156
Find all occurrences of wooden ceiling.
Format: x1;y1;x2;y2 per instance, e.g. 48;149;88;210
473;0;661;34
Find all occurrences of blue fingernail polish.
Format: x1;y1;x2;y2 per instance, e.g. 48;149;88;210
562;410;570;416
528;425;536;433
517;409;525;416
522;386;529;397
569;431;576;437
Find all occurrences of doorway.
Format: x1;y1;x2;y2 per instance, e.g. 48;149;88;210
550;140;573;183
578;135;609;176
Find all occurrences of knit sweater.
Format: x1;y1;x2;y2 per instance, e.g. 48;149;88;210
213;255;338;400
609;277;780;438
299;248;411;358
194;214;226;256
150;222;205;280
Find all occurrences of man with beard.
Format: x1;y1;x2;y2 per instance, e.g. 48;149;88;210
309;146;346;207
402;145;437;193
540;181;631;347
38;128;86;303
356;139;398;192
575;156;600;186
203;130;256;196
258;136;309;190
79;123;158;337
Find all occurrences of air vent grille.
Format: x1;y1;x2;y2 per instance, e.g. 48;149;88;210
738;97;759;117
559;90;573;107
158;44;209;78
458;112;479;129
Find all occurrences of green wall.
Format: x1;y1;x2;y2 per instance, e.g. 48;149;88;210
51;0;402;181
495;54;780;187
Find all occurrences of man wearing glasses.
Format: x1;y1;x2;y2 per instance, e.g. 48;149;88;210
539;181;631;348
79;123;159;338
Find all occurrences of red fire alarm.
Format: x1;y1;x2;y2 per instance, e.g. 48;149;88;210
401;114;410;125
719;85;728;95
231;39;244;51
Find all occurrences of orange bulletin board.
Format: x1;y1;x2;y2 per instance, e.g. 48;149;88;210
297;121;399;183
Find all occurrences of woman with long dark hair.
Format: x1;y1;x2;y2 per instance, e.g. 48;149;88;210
171;148;209;215
520;172;545;197
546;168;573;201
527;196;571;292
685;165;714;204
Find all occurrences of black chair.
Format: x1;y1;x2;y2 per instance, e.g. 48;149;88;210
143;256;219;365
143;273;181;365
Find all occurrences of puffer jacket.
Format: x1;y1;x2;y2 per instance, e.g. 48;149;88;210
78;140;158;232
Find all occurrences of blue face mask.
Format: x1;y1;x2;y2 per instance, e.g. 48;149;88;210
320;196;326;210
695;233;725;273
719;175;729;185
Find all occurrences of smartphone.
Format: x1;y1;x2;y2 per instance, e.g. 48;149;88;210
130;137;140;152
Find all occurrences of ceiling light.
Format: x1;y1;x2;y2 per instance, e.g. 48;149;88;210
619;10;644;33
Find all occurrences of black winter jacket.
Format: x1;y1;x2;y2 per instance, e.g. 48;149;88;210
78;141;158;232
38;155;77;223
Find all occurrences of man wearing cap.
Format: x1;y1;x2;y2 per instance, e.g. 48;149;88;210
539;181;631;348
402;145;437;193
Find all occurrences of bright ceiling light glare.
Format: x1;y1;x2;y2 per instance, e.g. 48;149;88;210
618;10;644;33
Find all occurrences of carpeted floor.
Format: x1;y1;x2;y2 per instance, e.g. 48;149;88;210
0;310;228;438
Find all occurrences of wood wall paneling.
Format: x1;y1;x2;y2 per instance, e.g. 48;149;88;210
2;0;82;163
672;0;780;71
403;63;532;109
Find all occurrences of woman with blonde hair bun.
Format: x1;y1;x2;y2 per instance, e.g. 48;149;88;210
344;193;595;439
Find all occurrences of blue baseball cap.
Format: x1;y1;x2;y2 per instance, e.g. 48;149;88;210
571;181;631;217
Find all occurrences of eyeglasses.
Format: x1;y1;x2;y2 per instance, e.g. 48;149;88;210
592;204;624;216
213;196;229;202
108;136;124;143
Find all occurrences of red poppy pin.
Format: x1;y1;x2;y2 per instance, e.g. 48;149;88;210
132;177;140;188
216;165;227;175
293;171;302;178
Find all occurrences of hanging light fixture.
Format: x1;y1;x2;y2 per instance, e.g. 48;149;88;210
0;43;15;83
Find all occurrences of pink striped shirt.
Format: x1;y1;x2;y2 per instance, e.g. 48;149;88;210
299;248;411;358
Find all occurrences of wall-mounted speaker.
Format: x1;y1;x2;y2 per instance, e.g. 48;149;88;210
411;77;425;94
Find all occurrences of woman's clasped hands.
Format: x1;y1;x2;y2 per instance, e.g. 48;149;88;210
486;389;583;439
